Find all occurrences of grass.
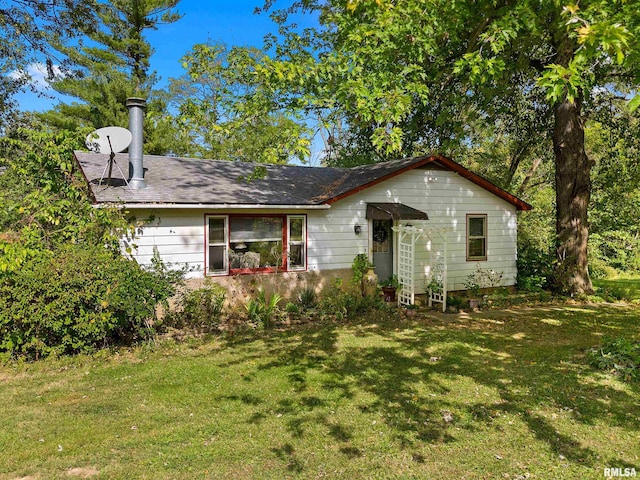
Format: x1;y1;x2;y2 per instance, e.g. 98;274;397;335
593;275;640;303
1;301;639;479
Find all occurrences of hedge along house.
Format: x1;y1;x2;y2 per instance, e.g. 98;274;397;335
75;99;532;306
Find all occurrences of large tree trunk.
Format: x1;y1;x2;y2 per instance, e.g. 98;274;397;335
552;95;594;294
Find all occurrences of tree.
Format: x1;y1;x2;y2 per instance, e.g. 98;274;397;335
0;125;181;359
0;0;97;127
167;42;311;163
257;0;640;294
40;0;181;154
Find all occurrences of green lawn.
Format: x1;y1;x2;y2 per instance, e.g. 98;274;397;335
1;301;639;479
593;276;640;303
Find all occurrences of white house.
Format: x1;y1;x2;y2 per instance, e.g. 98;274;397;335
74;99;531;305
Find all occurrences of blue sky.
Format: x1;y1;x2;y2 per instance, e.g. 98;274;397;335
17;1;304;111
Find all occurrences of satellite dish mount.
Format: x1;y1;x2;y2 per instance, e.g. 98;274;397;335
85;126;132;187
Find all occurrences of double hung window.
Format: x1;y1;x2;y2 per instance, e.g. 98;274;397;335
466;214;487;261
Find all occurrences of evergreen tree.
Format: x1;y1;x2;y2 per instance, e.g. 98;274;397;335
41;0;181;154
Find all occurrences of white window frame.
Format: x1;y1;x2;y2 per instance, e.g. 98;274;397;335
287;215;307;271
206;215;229;276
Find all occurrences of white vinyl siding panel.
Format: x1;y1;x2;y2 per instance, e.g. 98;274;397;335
308;168;518;291
123;167;519;290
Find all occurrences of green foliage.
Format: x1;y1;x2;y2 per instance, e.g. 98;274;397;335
588;337;640;382
589;232;640;278
40;0;182;155
517;244;554;291
516;186;555;291
297;287;317;309
169;282;226;332
446;295;465;310
284;302;300;314
380;274;399;289
318;280;386;321
0;127;131;272
245;289;282;328
351;253;373;285
592;277;640;304
0;0;96;126
167;42;312;163
259;0;640;293
0;244;179;360
464;264;503;296
0;125;182;360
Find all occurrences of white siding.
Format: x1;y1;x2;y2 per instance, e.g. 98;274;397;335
306;168;518;291
122;210;206;278
125;168;519;290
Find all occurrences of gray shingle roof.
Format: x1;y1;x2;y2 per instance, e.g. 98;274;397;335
74;152;428;206
74;151;533;210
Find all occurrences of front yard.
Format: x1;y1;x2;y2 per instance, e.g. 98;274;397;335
1;300;639;479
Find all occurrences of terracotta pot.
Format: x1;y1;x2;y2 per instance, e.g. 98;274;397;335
468;298;481;310
382;286;397;302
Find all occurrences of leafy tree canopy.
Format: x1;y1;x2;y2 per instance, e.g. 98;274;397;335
166;42;312;163
0;0;98;127
255;0;640;293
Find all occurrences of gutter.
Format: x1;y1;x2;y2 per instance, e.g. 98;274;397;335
92;203;331;210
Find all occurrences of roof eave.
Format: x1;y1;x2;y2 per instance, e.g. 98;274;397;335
91;202;331;210
324;153;533;211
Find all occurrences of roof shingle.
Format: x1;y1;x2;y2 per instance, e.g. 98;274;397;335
74;152;532;210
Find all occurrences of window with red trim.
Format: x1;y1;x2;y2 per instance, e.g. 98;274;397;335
205;214;306;276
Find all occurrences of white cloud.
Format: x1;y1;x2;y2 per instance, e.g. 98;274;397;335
10;62;63;91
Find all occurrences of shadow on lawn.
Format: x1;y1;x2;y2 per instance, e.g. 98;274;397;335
222;304;640;472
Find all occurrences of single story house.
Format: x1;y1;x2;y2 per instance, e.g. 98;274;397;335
74;99;532;305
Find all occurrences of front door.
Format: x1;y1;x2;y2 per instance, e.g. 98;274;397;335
372;219;393;283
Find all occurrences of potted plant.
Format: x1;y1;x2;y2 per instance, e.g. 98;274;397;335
380;274;400;302
352;253;377;297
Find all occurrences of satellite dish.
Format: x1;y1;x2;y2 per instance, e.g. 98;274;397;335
85;126;132;154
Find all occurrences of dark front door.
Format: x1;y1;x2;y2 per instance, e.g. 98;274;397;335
372;219;393;283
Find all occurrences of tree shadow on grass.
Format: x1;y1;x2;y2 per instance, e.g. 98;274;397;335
216;304;640;473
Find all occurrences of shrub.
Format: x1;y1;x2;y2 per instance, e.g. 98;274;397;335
516;242;554;291
588;337;640;382
351;253;374;296
318;281;386;320
285;302;300;314
446;295;465;309
589;231;640;278
464;264;503;296
169;281;226;332
245;289;282;328
297;287;317;309
0;244;180;360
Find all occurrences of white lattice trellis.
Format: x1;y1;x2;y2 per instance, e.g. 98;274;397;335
425;228;452;312
393;225;426;306
393;225;452;309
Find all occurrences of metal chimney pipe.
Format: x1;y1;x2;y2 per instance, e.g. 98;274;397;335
126;97;147;189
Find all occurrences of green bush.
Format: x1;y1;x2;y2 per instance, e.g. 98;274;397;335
245;289;282;328
588;337;640;381
0;244;179;360
589;231;640;278
285;302;300;314
318;281;386;320
297;287;317;309
169;282;226;332
516;242;554;291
